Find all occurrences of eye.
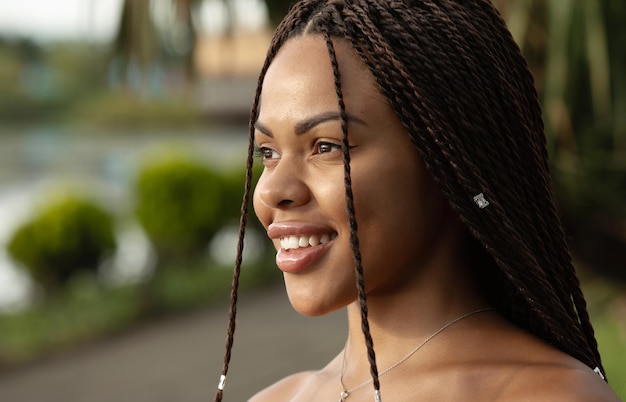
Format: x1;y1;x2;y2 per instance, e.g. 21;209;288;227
315;141;341;154
254;146;281;161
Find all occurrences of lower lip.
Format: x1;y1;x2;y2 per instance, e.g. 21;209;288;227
275;241;332;273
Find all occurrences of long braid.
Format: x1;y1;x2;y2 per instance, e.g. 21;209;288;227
342;2;595;374
463;0;602;371
312;0;604;374
326;0;580;380
213;2;326;400
397;0;585;349
212;109;254;402
478;3;605;351
323;28;382;396
305;0;600;373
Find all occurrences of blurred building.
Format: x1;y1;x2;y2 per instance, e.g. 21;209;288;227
194;28;272;120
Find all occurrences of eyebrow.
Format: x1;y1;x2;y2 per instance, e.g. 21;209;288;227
254;111;368;137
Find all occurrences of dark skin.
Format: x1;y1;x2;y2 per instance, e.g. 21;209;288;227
249;35;620;402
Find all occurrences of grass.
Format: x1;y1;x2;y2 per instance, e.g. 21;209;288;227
0;279;141;364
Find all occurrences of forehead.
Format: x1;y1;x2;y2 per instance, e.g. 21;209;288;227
259;35;383;122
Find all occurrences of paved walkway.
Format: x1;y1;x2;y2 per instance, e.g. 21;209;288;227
0;284;347;402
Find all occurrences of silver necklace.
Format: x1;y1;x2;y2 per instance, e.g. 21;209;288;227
339;308;492;402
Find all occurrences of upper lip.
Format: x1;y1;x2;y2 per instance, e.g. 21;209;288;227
266;221;337;240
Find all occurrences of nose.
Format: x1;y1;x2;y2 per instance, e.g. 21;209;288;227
254;160;310;210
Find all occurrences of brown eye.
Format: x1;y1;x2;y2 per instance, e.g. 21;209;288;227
254;146;281;160
316;142;340;154
264;148;280;159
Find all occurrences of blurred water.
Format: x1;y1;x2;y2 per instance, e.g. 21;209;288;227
0;125;249;310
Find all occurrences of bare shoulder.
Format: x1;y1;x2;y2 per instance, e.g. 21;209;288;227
485;332;621;401
456;315;622;401
508;364;622;402
247;371;314;402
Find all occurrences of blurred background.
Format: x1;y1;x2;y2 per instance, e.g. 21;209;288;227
0;0;623;401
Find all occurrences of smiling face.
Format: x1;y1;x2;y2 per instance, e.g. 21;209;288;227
253;35;452;316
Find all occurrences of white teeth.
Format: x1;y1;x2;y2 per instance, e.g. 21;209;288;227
280;233;334;250
287;236;299;249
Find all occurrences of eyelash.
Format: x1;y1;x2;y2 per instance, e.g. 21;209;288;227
253;145;262;158
253;145;277;160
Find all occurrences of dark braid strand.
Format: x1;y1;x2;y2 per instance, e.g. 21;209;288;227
300;0;604;375
213;3;333;400
213;110;254;402
334;2;596;374
323;29;382;394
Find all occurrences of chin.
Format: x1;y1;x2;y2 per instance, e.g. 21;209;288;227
285;285;349;317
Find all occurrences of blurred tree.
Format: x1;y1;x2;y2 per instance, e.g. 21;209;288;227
264;0;294;26
111;0;159;93
0;39;108;123
111;0;202;95
494;0;616;159
494;0;626;280
152;0;197;77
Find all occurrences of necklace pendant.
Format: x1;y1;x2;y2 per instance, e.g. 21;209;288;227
340;390;349;401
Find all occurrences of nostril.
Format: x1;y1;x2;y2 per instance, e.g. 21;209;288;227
277;199;294;208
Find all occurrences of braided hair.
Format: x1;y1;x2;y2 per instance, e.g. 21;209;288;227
214;1;605;400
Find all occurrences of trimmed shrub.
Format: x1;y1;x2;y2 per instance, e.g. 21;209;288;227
7;197;117;294
135;157;224;263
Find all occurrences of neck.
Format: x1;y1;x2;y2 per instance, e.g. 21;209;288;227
342;227;488;381
339;305;492;401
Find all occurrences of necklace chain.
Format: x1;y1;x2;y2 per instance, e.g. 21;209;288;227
339;308;492;401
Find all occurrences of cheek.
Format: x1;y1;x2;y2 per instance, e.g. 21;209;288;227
317;177;346;208
351;157;428;257
352;156;421;217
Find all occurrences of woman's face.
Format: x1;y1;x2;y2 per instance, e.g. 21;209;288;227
253;35;448;316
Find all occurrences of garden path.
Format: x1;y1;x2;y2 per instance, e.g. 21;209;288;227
0;283;346;402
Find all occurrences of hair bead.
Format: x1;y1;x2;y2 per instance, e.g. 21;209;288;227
473;193;490;209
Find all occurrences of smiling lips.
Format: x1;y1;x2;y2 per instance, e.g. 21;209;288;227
270;228;337;273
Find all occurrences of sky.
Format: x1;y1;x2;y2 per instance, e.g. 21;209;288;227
0;0;124;42
0;0;267;43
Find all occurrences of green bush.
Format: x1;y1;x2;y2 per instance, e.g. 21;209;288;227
135;157;225;263
7;197;116;294
220;168;246;225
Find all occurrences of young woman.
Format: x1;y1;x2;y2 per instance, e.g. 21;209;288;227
214;1;622;401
